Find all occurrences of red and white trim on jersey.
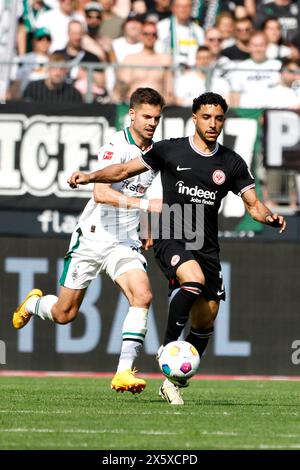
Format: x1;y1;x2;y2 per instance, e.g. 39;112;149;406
181;286;202;295
238;183;255;197
189;136;219;157
139;153;153;171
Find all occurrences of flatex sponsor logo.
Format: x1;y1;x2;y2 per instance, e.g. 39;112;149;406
175;181;217;205
38;210;79;234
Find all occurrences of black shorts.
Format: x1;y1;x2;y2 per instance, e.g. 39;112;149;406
153;239;226;301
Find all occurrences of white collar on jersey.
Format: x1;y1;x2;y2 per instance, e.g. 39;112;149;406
189;135;219;157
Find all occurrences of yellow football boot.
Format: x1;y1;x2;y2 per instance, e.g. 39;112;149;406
12;289;43;329
111;368;146;394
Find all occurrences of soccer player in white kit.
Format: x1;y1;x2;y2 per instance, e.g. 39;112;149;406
12;87;165;394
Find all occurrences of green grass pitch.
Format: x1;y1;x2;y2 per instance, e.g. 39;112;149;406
0;377;299;450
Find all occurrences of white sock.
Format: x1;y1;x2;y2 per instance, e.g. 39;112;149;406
26;295;57;321
117;307;148;372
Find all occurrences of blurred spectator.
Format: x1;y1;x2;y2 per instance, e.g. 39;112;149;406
36;0;83;52
115;20;173;103
54;20;107;101
9;27;51;99
262;57;300;108
228;31;281;107
131;0;147;14
193;0;254;28
204;27;232;74
157;0;204;68
1;0;23;102
254;0;300;42
140;0;172;23
82;2;115;62
43;0;59;6
193;0;255;23
73;0;92;19
111;0;131;18
174;45;230;106
215;11;235;49
219;0;253;19
17;0;50;55
192;0;222;30
112;13;143;63
221;15;254;61
262;16;299;60
244;0;256;18
99;0;124;39
288;22;300;58
22;52;83;102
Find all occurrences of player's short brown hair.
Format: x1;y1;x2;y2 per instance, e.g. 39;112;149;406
130;87;165;109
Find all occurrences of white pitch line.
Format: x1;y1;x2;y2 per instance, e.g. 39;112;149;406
0;428;177;436
0;409;166;416
0;409;200;417
0;409;232;417
259;444;300;449
4;408;296;418
0;410;73;415
200;431;239;436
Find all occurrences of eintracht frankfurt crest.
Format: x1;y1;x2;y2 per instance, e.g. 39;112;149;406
212;170;226;185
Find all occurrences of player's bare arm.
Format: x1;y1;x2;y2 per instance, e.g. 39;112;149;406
68;158;147;188
93;183;162;213
242;188;287;233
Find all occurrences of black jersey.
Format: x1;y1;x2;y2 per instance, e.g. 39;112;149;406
140;136;255;257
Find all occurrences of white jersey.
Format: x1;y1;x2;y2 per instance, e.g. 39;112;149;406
228;58;281;108
78;128;157;243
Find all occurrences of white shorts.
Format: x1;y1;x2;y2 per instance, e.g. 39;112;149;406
60;228;147;289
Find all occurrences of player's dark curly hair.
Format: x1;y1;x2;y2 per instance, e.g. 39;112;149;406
192;92;228;114
130;87;165;109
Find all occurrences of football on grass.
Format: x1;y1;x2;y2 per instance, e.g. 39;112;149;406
158;340;200;382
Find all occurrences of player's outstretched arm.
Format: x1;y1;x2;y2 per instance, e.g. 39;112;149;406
68;157;147;188
242;188;286;233
93;184;162;212
67;171;91;187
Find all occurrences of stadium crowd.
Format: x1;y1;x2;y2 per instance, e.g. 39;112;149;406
2;0;300;209
4;0;300;109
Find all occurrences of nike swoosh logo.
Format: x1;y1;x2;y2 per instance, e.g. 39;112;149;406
176;322;185;326
176;166;191;171
217;290;224;296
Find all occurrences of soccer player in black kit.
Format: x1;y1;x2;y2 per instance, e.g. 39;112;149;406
68;92;286;405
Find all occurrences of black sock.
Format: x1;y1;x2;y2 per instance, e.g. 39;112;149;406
163;282;203;345
185;326;214;358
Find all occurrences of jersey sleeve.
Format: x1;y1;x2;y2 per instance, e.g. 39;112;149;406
139;141;166;172
145;172;162;200
97;143;126;169
231;156;255;196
